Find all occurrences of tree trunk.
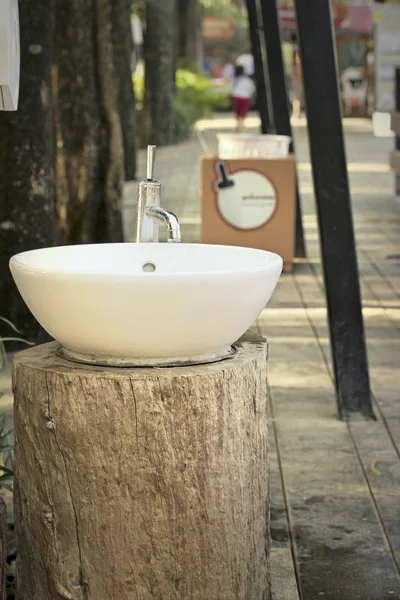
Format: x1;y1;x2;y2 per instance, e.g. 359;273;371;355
95;0;125;242
179;0;204;72
13;333;270;600
52;0;102;245
111;0;137;181
0;0;55;343
141;0;178;146
53;0;132;245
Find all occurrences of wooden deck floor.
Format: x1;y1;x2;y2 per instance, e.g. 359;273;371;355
132;115;399;600
258;119;400;600
2;116;400;600
260;255;400;600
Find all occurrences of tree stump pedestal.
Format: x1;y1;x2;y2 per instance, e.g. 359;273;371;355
13;333;270;600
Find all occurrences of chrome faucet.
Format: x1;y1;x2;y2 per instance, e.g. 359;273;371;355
136;145;181;243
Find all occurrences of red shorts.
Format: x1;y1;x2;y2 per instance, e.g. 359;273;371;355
232;97;251;119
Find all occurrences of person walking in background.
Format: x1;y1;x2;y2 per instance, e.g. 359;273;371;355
235;50;255;78
232;65;255;132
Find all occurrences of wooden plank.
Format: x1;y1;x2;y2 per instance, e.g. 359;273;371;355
306;250;400;330
349;421;400;570
268;418;300;600
370;261;400;298
267;276;303;309
260;273;400;598
270;410;400;600
271;549;300;600
294;260;400;576
299;258;400;454
367;375;400;454
358;252;400;304
269;422;293;551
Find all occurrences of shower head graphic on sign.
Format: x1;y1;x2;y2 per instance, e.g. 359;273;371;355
213;161;278;230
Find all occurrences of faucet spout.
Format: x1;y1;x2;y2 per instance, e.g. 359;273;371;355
145;205;181;243
135;144;182;243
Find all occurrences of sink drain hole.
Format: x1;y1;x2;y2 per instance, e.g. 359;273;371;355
142;262;156;272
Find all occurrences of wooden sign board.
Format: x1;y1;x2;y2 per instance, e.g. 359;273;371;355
200;155;296;273
201;16;233;41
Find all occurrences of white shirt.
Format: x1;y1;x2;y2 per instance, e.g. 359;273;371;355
235;54;255;77
232;76;256;99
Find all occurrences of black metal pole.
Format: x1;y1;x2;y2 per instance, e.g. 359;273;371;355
259;0;306;258
396;68;400;196
245;0;270;133
294;0;374;420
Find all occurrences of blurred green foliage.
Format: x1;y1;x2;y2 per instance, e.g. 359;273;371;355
134;68;230;142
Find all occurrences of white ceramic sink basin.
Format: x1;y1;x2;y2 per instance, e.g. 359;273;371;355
10;243;282;366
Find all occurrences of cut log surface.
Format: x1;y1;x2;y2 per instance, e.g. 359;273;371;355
13;333;270;600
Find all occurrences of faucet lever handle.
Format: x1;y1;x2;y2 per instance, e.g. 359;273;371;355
147;145;156;181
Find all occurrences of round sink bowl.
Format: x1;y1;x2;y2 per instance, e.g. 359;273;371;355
10;243;282;367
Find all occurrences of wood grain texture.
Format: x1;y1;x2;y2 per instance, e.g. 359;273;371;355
13;333;270;600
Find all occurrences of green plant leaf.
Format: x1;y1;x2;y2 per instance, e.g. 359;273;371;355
0;445;13;454
0;317;21;334
0;337;35;346
0;466;14;476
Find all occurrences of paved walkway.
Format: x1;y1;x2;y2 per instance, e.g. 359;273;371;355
129;114;400;599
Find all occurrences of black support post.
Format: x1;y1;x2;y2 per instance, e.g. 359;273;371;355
396;68;400;197
259;0;306;258
294;0;374;419
245;0;270;133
